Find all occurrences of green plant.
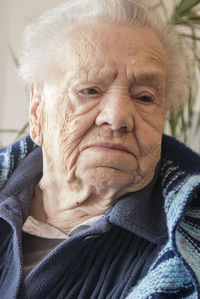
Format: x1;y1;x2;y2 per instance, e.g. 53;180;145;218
152;0;200;146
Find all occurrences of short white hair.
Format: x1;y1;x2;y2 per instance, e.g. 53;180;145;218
19;0;190;109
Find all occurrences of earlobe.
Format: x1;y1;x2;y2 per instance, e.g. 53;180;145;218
29;82;44;146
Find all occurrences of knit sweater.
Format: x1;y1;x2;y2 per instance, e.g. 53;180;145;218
0;135;200;298
0;139;167;298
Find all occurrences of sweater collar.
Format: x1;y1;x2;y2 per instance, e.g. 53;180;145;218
0;147;42;225
107;163;168;245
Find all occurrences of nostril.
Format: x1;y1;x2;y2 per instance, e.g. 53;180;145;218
95;99;134;131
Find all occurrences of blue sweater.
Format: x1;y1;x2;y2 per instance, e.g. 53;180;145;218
0;135;200;298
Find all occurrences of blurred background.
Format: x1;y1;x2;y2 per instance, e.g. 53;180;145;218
0;0;200;152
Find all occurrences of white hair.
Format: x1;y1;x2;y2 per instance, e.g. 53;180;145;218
19;0;190;109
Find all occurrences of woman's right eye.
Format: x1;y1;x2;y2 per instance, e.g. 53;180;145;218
81;88;99;95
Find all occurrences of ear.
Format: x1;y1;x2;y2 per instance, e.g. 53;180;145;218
29;82;44;146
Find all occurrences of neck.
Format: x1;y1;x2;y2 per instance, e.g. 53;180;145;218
29;174;121;234
29;150;156;234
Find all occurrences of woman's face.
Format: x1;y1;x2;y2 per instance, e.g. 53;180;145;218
30;21;168;193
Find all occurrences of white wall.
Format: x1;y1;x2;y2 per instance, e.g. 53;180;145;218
0;0;200;152
0;0;63;147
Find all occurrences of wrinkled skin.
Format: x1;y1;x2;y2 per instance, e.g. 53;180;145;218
29;21;168;232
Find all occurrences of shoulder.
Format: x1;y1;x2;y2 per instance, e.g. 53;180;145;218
161;134;200;174
160;135;200;215
0;136;37;190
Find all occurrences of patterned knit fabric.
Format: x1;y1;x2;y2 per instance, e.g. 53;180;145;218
127;137;200;299
0;135;200;298
0;136;37;190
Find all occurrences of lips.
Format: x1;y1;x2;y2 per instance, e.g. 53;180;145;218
86;143;132;155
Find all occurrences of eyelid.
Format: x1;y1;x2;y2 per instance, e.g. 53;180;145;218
76;86;102;99
73;84;100;92
133;91;155;101
131;84;162;103
81;87;100;94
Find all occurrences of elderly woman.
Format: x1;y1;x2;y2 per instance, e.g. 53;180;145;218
0;0;200;298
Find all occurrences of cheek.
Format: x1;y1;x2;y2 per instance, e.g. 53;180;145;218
44;95;100;169
57;96;100;145
134;108;165;162
44;93;99;138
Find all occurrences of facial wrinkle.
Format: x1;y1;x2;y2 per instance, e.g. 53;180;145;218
32;22;168;233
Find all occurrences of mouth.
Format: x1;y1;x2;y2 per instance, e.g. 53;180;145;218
86;143;132;155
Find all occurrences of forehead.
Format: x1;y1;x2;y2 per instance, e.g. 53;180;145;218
63;21;168;83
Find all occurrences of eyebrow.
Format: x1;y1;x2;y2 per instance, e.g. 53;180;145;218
134;72;166;86
65;69;166;95
66;68;118;86
133;72;166;96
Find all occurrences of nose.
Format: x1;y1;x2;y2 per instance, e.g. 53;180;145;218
95;94;134;132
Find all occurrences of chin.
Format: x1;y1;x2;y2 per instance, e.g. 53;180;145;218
76;166;135;190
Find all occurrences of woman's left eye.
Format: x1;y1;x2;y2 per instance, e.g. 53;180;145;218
136;95;154;103
81;88;99;95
